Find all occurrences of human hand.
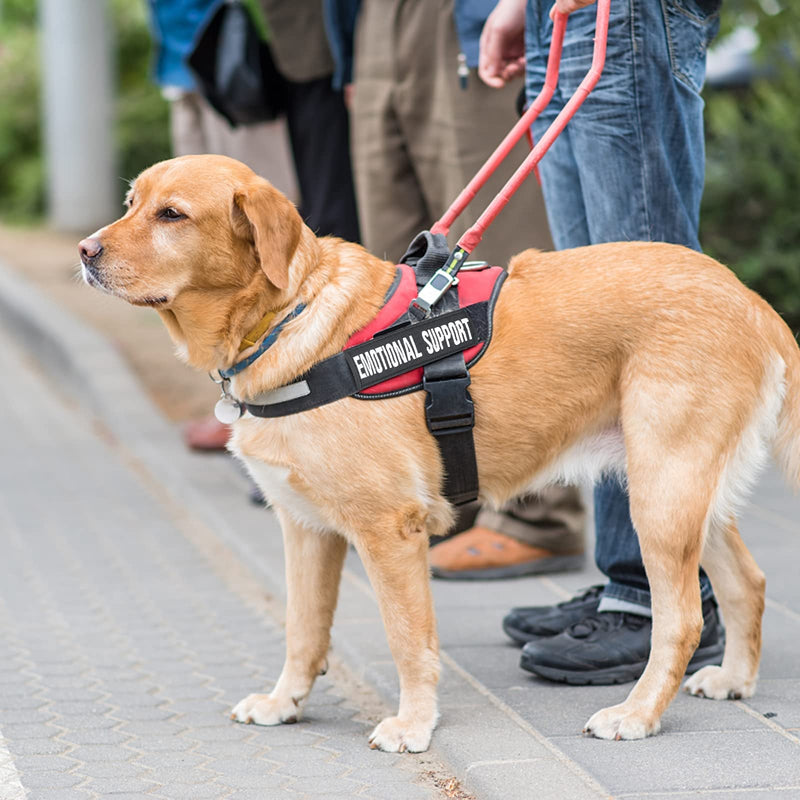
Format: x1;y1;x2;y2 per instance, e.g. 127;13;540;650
549;0;597;19
479;0;527;88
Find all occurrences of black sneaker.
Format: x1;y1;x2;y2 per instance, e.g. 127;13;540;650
519;596;725;685
502;585;604;645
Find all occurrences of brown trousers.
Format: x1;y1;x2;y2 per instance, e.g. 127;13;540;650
350;0;584;548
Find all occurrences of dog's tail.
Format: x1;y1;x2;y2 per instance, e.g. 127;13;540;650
773;318;800;491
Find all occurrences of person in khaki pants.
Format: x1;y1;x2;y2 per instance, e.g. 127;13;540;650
330;0;586;578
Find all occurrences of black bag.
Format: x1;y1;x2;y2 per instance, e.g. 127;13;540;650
188;0;288;127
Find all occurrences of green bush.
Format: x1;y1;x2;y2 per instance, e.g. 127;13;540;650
0;21;43;220
0;1;170;221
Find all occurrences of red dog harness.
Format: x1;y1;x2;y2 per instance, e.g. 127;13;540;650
243;252;506;505
346;263;505;397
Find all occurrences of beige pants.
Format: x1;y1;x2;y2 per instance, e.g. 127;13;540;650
350;0;552;264
350;0;584;549
169;91;299;204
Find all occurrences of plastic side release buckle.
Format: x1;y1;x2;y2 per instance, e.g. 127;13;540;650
423;373;475;435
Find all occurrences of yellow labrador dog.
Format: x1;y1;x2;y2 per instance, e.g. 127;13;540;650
80;155;800;751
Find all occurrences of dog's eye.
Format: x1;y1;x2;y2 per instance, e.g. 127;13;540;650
159;207;186;221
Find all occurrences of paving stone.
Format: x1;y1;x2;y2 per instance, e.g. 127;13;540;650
106;691;168;709
360;782;435;800
75;762;147;779
552;730;800;794
64;728;131;746
273;758;351;780
463;758;602;800
0;696;48;711
0;723;60;740
190;741;263;759
49;714;118;731
11;756;77;774
153;782;230;799
287;776;367;795
0;710;57;725
24;791;92;800
110;707;175;722
183;726;253;743
141;767;210;785
132;736;196;753
214;772;291;791
119;721;187;737
47;702;114;716
66;744;136;763
82;776;157;794
5;738;70;756
622;792;800;800
133;752;209;770
744;679;800;730
170;712;229;729
88;794;158;800
14;771;84;790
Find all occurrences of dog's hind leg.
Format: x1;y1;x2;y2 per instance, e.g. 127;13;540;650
685;518;765;700
231;514;348;726
354;505;440;753
584;455;711;740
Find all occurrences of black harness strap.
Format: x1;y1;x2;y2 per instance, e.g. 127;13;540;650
423;353;478;505
416;246;479;506
244;301;490;418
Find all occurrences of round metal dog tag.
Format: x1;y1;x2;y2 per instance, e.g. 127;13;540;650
214;396;243;424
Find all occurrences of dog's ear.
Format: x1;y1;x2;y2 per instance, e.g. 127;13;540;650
233;180;303;291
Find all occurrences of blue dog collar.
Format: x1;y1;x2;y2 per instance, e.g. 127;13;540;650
218;303;306;379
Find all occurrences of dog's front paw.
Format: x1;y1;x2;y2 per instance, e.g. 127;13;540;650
231;692;300;726
368;715;435;753
684;665;756;700
583;703;661;740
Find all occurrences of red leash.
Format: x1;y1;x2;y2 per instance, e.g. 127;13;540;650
408;0;611;319
431;0;610;253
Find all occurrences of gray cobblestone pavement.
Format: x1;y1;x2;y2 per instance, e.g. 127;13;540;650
2;260;800;800
0;327;453;800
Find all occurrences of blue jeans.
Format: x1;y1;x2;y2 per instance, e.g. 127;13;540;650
524;0;721;612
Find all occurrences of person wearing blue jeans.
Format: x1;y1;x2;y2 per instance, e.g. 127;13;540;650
479;0;725;683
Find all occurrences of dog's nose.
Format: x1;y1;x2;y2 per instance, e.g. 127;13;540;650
79;237;103;265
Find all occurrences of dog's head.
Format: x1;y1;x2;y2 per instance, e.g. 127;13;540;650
79;154;303;307
78;154;307;366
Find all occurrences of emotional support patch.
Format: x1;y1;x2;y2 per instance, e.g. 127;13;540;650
344;304;488;391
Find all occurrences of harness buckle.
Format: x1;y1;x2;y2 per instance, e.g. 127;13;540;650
408;268;458;320
423;373;475;435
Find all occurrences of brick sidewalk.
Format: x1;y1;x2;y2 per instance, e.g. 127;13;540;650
0;325;457;800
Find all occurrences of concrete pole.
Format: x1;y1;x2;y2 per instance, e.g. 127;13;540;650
39;0;116;232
